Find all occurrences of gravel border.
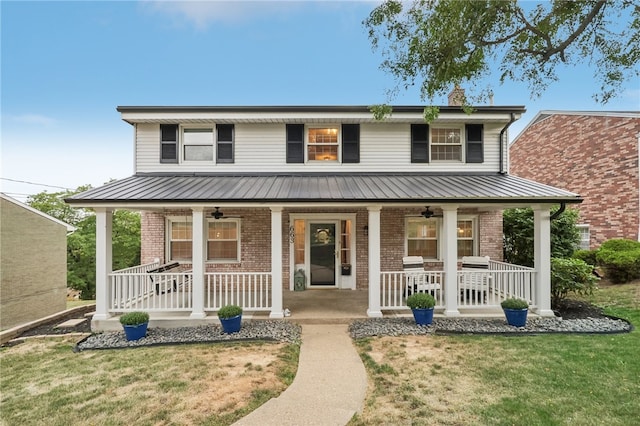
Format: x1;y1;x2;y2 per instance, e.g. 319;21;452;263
74;320;302;352
349;315;634;339
72;314;633;351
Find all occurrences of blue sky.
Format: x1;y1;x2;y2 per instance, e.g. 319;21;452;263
2;0;639;202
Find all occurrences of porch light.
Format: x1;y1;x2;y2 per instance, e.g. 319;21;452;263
364;225;368;236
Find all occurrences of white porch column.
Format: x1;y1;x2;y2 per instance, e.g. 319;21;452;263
94;208;113;321
442;205;460;316
269;207;284;319
190;207;206;319
534;206;554;316
367;205;383;317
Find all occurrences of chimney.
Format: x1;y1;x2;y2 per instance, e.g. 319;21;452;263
447;85;465;106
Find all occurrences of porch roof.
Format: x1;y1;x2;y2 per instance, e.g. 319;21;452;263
66;172;581;206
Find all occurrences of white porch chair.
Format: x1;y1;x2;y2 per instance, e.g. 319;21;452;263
458;256;493;303
403;256;441;296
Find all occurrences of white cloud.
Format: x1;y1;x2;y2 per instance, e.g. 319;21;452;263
141;0;301;29
7;113;57;126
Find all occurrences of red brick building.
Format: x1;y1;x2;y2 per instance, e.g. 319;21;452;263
510;111;640;249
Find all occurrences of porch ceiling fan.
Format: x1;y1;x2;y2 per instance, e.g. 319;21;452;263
211;207;224;219
421;206;442;219
210;207;243;219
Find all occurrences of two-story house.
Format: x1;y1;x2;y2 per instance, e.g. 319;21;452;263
510;110;640;249
67;101;581;331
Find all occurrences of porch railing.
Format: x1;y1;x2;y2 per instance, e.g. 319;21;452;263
380;262;536;311
205;272;272;311
109;266;272;313
380;271;445;310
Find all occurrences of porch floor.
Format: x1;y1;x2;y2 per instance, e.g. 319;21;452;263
93;289;509;331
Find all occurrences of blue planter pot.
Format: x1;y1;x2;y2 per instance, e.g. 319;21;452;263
411;308;434;326
122;323;148;341
220;315;242;334
503;308;528;327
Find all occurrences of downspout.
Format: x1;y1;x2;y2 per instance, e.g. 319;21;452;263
499;113;517;174
549;202;566;220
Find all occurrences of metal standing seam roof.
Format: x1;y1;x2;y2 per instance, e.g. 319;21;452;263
65;173;581;205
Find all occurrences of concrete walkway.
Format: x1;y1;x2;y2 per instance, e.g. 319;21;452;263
233;324;368;426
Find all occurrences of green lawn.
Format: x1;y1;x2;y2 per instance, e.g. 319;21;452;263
350;282;640;426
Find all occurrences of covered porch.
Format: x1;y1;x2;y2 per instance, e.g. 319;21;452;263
66;172;581;331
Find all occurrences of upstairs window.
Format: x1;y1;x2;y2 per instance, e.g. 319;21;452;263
216;124;234;163
308;127;339;161
431;128;462;161
183;128;214;161
160;124;178;163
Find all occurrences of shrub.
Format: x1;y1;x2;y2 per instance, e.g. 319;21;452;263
503;207;580;267
596;248;640;284
119;311;149;326
573;249;598;266
550;257;598;306
406;292;436;309
600;239;640;252
217;304;242;319
500;297;529;310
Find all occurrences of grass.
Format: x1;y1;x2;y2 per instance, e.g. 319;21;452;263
1;339;299;426
350;282;640;426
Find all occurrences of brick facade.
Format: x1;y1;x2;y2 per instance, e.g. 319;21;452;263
510;112;640;248
140;207;503;290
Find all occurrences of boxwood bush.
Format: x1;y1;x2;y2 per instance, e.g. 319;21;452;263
119;311;149;326
596;247;640;284
217;304;242;319
406;292;436;309
573;249;598;267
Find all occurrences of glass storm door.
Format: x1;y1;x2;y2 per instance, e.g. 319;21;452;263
309;222;337;286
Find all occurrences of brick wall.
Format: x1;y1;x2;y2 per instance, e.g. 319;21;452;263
1;199;67;330
510;113;640;248
141;207;503;290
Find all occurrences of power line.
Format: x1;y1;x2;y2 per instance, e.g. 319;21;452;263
0;177;73;191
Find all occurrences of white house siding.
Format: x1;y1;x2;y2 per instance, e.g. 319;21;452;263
135;122;506;174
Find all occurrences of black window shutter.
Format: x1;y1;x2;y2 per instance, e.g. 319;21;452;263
341;124;360;163
160;124;178;163
286;124;304;163
465;124;483;163
411;124;429;163
216;124;234;163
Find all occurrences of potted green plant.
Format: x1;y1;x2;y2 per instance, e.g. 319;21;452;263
119;311;149;341
217;304;243;334
501;297;529;327
406;292;436;325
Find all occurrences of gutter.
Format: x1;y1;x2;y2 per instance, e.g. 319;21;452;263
499;113;517;174
550;202;566;220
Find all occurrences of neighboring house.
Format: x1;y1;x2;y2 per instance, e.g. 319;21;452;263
0;193;74;330
510;111;640;249
67;95;581;331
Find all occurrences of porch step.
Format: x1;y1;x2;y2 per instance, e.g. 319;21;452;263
282;317;363;325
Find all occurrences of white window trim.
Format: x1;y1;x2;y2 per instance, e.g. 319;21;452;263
576;224;590;250
166;216;193;262
405;215;478;260
306;125;341;163
166;216;241;263
430;125;464;163
181;125;214;163
207;218;241;263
